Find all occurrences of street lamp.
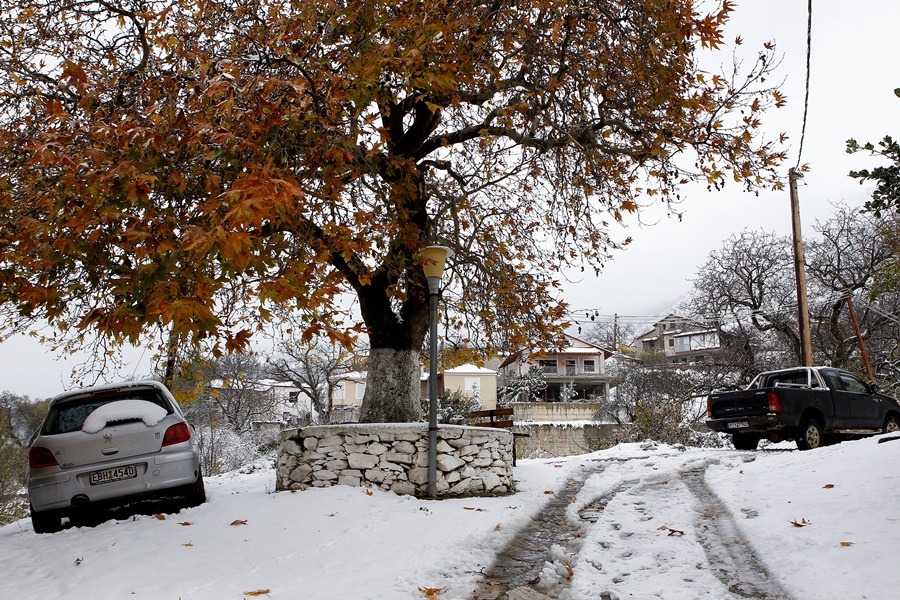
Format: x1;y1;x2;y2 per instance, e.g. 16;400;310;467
422;245;452;499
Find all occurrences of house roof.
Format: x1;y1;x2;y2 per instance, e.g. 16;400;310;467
444;363;497;375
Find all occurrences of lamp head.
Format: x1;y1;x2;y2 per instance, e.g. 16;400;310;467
421;245;452;279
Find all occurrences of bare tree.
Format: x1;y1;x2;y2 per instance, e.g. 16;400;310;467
688;230;801;366
188;354;279;435
606;352;729;447
266;338;352;425
806;207;896;370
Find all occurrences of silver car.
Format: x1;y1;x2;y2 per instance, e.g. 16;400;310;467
27;380;205;533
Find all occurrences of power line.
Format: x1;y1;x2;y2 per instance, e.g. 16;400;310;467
796;0;813;168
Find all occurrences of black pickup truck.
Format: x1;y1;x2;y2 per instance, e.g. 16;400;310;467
706;366;900;450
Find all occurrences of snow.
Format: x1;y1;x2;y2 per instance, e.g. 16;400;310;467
2;435;898;599
81;400;168;434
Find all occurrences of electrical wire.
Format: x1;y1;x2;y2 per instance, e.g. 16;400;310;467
796;0;813;168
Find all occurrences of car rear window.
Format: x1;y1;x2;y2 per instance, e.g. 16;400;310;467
42;389;173;435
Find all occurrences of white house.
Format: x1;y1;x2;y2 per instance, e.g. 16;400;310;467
499;334;613;402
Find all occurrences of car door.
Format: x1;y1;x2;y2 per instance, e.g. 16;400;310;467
820;369;852;427
835;371;882;428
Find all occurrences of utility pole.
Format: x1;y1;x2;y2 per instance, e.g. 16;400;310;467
845;294;875;383
789;168;814;366
612;313;618;351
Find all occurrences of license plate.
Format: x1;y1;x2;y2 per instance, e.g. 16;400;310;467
726;421;750;429
90;465;138;485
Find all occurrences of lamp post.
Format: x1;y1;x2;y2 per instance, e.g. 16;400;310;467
421;245;452;499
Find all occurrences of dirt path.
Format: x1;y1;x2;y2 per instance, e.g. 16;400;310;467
471;451;792;600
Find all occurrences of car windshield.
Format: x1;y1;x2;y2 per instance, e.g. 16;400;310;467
42;389;172;435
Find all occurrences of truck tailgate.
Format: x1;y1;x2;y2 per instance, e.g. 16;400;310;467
708;389;770;419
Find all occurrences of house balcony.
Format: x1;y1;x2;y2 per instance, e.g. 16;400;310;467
540;365;604;379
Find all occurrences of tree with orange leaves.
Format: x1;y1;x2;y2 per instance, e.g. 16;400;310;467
0;0;786;422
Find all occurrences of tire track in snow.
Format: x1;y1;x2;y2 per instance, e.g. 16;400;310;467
680;465;792;600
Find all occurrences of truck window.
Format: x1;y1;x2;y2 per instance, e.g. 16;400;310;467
768;371;809;387
837;373;869;394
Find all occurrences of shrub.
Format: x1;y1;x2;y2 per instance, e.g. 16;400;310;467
420;389;483;425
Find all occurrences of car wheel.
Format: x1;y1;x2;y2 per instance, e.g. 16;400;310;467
796;417;824;450
180;469;207;509
30;504;63;534
884;416;900;434
731;433;760;451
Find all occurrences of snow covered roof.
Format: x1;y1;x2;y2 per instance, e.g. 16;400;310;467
444;363;497;375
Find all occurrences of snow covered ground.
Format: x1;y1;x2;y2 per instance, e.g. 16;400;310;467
2;435;898;600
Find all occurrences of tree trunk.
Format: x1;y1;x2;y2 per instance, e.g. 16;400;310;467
359;347;423;423
355;270;430;423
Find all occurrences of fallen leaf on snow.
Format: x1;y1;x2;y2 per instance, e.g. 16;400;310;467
790;518;811;527
494;524;502;531
657;525;685;536
153;514;166;520
363;488;373;496
178;521;192;526
418;586;446;598
243;589;271;597
543;490;554;495
463;507;485;512
840;541;854;547
230;519;248;526
182;543;193;547
822;484;835;489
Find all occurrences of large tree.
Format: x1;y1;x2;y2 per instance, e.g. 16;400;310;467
0;0;786;422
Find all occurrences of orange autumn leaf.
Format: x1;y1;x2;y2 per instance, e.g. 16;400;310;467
790;518;811;527
418;587;446;598
231;519;248;526
243;590;271;597
153;514;166;521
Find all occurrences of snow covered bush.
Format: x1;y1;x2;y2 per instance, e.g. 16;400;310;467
420;389;482;424
195;425;261;476
0;439;26;525
605;353;733;447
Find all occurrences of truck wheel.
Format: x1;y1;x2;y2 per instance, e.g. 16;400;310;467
796;418;823;450
884;416;900;434
731;433;759;451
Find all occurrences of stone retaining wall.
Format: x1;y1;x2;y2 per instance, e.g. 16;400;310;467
276;423;514;498
513;423;623;458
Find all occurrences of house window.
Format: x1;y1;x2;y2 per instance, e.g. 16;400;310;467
333;382;345;401
583;360;596;373
464;377;481;398
668;338;675;347
288;391;299;403
538;359;558;374
565;359;576;375
355;382;366;400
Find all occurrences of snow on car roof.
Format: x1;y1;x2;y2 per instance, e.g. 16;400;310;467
81;399;168;433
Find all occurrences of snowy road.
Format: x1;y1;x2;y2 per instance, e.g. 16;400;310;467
476;447;793;600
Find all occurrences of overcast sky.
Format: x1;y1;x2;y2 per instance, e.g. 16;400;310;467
567;0;899;319
1;0;898;399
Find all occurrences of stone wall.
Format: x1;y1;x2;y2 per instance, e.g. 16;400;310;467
513;423;623;458
276;423;514;498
